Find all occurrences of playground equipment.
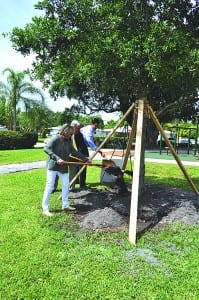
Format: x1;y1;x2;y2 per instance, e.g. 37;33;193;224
158;120;199;155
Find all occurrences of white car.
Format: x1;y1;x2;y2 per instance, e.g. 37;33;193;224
0;126;8;131
157;130;175;146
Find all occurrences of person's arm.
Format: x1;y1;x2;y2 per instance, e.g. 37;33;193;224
86;137;105;157
83;127;97;151
81;126;105;157
99;150;106;157
86;135;97;151
70;141;90;162
44;136;61;162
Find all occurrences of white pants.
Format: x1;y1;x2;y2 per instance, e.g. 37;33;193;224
42;170;69;212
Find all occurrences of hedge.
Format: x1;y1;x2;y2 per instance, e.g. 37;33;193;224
95;136;129;149
0;131;38;150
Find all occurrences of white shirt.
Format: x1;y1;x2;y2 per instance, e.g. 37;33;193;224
80;125;97;151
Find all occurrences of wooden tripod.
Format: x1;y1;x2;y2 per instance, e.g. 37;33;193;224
128;99;199;244
61;98;199;244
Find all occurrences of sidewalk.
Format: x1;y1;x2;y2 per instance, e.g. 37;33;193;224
0;161;46;174
0;155;198;175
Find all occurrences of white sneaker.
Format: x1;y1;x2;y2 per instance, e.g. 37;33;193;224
62;206;76;212
43;211;53;217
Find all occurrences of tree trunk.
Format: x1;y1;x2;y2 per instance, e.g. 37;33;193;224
145;118;159;149
13;98;17;131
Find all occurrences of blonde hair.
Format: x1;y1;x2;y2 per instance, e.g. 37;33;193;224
59;124;74;136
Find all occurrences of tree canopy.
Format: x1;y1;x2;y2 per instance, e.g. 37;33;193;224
8;0;199;124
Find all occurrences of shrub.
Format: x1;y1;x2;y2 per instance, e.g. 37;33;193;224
95;136;128;149
0;131;38;150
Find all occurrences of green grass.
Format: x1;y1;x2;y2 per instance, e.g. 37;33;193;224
0;169;199;299
0;150;199;299
145;150;198;161
123;161;199;192
0;149;46;164
145;162;199;190
1;148;198;164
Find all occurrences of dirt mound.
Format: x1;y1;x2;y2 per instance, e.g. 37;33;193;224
69;184;199;233
79;207;127;231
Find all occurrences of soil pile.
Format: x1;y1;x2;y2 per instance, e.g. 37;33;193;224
70;184;199;233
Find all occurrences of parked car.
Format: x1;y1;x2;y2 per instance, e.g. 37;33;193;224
157;130;175;147
0;126;8;131
178;138;192;148
190;139;199;146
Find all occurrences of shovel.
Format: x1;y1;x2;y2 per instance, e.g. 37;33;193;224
67;155;117;170
67;155;133;176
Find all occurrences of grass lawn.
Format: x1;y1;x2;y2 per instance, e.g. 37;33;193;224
0;150;199;299
145;150;198;162
0;149;46;164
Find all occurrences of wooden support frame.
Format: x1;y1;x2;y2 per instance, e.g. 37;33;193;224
64;98;199;244
148;105;199;196
129;99;146;244
122;108;137;171
128;100;199;244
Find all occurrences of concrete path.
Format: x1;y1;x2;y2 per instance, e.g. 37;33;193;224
0;161;46;174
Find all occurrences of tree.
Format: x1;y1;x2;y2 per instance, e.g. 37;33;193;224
0;68;44;130
0;96;7;126
18;102;55;133
8;0;199;144
105;119;119;129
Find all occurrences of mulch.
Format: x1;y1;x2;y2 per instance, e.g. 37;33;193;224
69;184;199;234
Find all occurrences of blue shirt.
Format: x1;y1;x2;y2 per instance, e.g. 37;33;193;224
80;125;97;151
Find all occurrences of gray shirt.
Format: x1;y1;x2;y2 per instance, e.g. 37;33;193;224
44;135;88;173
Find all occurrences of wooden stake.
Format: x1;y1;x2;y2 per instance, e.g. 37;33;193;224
122;109;137;170
129;99;145;244
148;105;199;196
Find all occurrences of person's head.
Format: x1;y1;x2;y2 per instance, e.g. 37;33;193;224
71;120;81;134
59;124;74;140
91;118;100;130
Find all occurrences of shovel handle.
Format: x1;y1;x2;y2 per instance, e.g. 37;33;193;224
64;161;103;167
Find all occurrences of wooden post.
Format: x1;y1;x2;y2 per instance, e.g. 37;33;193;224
148;105;199;196
129;99;146;244
122;109;137;170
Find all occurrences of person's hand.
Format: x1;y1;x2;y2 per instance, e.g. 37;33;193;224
57;159;65;165
101;152;106;158
86;159;92;164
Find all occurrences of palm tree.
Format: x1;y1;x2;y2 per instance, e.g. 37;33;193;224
0;68;44;130
18;102;54;133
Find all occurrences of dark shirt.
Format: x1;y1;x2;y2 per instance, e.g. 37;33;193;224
74;132;89;156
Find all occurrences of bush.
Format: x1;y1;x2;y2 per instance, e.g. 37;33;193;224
95;136;128;149
0;131;38;150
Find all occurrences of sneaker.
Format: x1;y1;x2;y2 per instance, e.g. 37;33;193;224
43;211;53;217
62;206;76;212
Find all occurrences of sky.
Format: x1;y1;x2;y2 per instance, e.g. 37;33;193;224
0;0;118;122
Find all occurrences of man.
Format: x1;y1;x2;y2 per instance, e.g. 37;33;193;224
42;124;90;216
80;118;105;158
69;120;89;189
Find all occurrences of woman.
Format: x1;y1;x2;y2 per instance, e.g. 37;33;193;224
42;124;90;216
